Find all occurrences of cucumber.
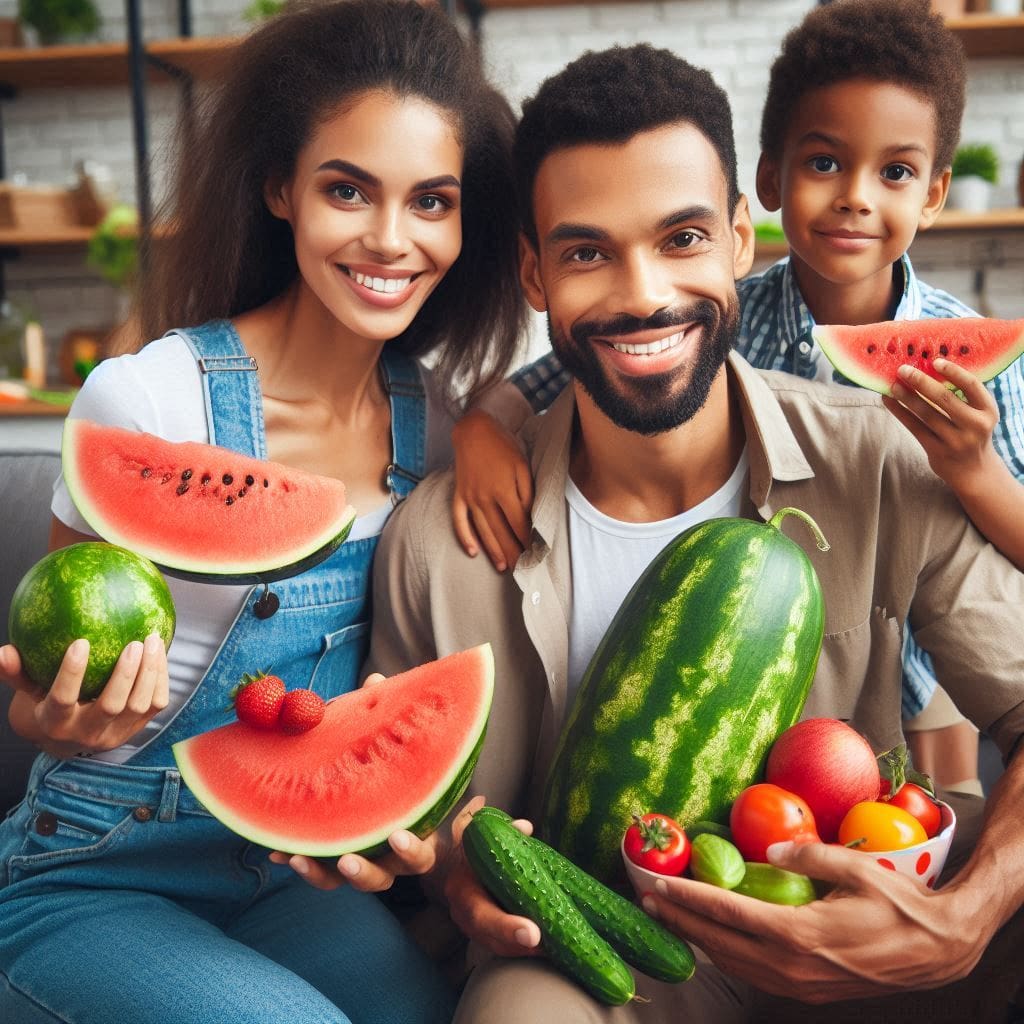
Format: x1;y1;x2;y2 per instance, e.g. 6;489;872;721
733;862;816;905
689;834;745;890
688;820;733;842
462;809;636;1005
526;832;695;983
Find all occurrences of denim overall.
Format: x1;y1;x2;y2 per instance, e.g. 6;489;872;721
0;322;455;1024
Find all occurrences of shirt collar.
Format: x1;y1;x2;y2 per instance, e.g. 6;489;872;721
522;352;815;548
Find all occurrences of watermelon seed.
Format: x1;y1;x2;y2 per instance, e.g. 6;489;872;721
181;469;193;481
907;344;914;356
237;488;247;498
866;344;876;354
160;473;173;484
263;478;269;488
223;474;233;485
245;475;255;486
960;345;969;355
921;350;929;359
176;482;189;496
939;345;948;357
225;496;235;506
201;474;211;486
141;467;152;478
887;341;897;354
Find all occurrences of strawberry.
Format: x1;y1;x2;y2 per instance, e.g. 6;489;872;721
231;672;286;729
278;689;326;735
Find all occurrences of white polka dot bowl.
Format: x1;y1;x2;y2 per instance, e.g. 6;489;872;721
858;800;956;890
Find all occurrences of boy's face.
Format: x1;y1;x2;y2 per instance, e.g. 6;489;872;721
756;78;949;303
519;121;754;435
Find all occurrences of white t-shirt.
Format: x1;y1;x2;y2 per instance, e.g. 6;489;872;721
566;448;750;709
51;334;455;762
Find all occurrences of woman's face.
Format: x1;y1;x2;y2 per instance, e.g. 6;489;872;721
268;90;464;343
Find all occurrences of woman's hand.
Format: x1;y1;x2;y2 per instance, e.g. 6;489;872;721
1;634;170;758
451;409;534;573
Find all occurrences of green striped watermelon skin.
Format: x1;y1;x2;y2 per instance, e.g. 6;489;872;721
8;542;176;700
542;511;825;885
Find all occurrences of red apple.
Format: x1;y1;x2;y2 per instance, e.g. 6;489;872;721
765;718;880;842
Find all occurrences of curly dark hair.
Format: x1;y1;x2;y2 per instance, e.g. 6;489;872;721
514;44;739;245
760;0;966;174
137;0;525;402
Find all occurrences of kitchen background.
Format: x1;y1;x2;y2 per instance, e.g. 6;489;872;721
0;0;1021;388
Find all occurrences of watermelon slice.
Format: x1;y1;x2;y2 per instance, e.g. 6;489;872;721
173;645;494;857
62;419;356;584
811;318;1024;396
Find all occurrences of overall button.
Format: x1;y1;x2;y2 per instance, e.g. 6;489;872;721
798;341;812;354
133;806;154;822
34;811;58;836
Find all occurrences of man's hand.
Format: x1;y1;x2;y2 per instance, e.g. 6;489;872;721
2;634;170;758
640;839;987;1003
443;798;542;957
451;409;534;573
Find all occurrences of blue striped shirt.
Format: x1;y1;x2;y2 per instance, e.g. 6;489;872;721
511;254;1024;717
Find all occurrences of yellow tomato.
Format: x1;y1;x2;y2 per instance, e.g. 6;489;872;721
838;800;928;852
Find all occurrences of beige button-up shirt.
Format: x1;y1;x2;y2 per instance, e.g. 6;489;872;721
367;353;1024;821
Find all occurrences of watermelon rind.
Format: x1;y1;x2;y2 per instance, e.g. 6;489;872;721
812;318;1024;397
8;542;176;699
61;419;356;585
172;644;495;857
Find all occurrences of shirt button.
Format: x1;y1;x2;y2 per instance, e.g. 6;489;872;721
133;806;153;822
34;811;58;836
798;341;811;354
531;592;541;606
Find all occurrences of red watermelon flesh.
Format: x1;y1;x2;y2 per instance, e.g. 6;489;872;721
172;645;494;857
62;419;356;584
811;318;1024;396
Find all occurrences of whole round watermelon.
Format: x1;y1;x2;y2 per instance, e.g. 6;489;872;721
8;542;176;699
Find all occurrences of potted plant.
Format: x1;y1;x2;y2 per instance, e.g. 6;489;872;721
244;0;287;21
18;0;99;45
948;143;999;213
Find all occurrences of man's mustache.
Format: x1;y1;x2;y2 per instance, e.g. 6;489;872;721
570;301;718;347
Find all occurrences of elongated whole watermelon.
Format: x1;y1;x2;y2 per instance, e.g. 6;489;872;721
812;317;1024;396
542;509;828;885
62;419;356;584
173;645;494;857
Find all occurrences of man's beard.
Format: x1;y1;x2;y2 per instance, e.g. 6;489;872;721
547;296;740;436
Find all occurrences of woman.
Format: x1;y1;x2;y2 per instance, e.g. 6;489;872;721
0;2;524;1021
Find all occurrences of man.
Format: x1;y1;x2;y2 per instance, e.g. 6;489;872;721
367;45;1024;1022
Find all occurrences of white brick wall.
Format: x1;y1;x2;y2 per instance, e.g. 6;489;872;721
0;0;1021;378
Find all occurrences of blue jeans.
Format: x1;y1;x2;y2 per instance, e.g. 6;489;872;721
0;324;451;1023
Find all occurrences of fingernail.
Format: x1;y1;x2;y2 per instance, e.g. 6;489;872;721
897;364;914;379
514;927;534;947
290;856;309;875
68;638;89;664
655;878;668;896
766;841;794;862
933;358;947;371
339;855;360;877
144;632;162;654
890;382;905;399
391;830;411;852
467;547;477;557
641;895;659;918
125;641;144;667
496;562;506;572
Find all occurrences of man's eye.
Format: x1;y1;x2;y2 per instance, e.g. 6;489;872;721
882;164;913;182
668;231;698;250
810;156;839;173
571;247;602;264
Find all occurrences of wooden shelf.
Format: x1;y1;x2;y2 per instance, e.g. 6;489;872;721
0;35;238;90
947;14;1024;58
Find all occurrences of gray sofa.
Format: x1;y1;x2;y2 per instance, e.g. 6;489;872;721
0;449;60;813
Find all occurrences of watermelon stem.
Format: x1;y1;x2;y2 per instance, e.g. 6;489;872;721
768;507;830;552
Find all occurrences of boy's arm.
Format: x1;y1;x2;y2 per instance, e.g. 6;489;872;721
885;358;1024;570
452;351;569;572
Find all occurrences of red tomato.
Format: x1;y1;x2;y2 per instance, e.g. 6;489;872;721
886;783;942;838
729;783;821;863
838;800;928;852
623;812;691;876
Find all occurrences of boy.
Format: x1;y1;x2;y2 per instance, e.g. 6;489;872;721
452;0;1024;789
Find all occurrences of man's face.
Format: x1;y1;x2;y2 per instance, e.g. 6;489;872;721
521;121;753;436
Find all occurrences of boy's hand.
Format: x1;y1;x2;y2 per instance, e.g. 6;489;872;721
444;797;542;956
452;409;534;573
884;358;1001;488
2;635;170;757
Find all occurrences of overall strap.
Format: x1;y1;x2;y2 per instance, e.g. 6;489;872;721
171;320;266;459
380;347;426;502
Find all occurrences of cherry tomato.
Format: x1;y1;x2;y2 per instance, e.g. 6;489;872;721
623;812;691;876
729;783;821;863
838;800;928;852
886;783;942;838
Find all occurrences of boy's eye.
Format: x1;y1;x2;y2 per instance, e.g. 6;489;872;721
809;155;839;174
330;183;366;204
667;231;699;250
570;246;604;264
882;164;914;182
